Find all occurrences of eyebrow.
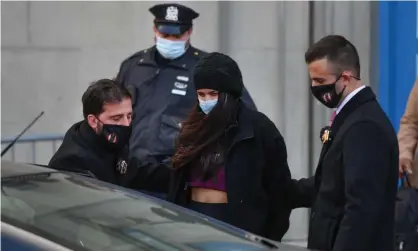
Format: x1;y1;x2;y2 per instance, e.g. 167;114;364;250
311;77;326;81
197;91;218;95
109;114;123;119
161;33;182;39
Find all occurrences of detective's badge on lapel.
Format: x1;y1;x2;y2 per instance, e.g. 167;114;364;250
320;126;332;144
116;159;128;174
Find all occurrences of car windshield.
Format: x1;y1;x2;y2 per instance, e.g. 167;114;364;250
1;171;268;251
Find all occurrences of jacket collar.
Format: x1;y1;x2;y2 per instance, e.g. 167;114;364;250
331;86;376;133
137;45;197;70
226;103;255;145
78;121;106;153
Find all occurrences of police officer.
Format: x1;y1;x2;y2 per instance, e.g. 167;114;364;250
116;3;256;195
49;79;135;186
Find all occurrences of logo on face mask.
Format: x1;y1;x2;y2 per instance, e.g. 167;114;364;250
95;118;131;151
107;133;118;144
156;36;187;60
101;124;131;150
322;93;332;103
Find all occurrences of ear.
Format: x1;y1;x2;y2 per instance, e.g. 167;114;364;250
185;29;192;47
87;115;98;131
153;26;159;43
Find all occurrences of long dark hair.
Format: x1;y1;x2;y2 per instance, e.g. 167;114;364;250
172;93;239;172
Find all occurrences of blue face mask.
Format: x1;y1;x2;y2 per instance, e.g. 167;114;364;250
156;36;187;60
199;99;218;114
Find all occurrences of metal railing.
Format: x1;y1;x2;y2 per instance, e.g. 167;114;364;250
1;134;65;163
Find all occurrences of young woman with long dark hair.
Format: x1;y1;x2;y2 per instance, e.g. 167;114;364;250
169;52;292;241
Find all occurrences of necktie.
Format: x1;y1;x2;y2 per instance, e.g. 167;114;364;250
328;111;337;126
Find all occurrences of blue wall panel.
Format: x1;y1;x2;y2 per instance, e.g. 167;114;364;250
379;1;418;132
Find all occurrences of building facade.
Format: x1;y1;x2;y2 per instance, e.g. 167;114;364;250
2;1;416;245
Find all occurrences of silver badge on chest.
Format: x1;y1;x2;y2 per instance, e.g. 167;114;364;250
171;75;189;96
116;159;128;174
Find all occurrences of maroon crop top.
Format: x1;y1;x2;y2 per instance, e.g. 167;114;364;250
188;166;226;192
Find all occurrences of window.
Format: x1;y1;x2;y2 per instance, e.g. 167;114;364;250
1;172;265;251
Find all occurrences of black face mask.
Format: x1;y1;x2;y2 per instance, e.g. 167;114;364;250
99;123;132;151
311;75;346;109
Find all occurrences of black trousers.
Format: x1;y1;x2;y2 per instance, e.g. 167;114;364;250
188;200;228;222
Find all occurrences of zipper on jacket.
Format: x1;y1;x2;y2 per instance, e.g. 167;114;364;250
183;182;188;191
225;136;254;203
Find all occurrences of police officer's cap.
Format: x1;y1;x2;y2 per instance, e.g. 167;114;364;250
149;3;199;35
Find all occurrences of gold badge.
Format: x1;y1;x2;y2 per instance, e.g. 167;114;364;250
321;129;331;144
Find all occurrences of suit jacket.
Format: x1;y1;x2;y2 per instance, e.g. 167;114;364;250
290;87;399;251
398;78;418;187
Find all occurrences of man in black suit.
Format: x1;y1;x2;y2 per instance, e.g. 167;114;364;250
288;35;399;251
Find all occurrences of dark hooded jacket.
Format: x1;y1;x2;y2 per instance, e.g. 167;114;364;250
49;121;135;186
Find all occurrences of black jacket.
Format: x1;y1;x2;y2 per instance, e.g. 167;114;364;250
116;46;256;193
167;103;292;241
48;121;135;186
290;87;399;251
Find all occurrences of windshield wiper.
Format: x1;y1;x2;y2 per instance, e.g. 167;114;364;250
57;168;97;179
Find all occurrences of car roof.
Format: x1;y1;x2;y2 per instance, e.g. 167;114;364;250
1;160;56;178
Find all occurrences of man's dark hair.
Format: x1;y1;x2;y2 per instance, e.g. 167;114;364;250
305;35;361;77
81;78;131;119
